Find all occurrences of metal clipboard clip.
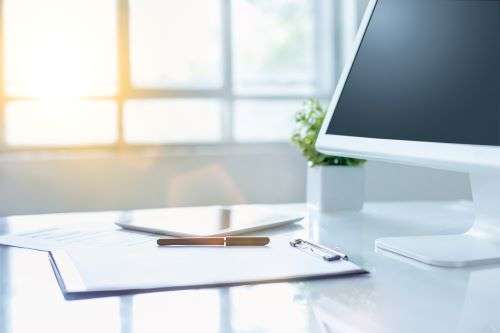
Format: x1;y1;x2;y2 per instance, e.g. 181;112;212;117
290;239;349;262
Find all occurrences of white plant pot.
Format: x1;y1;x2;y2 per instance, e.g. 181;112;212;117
307;165;365;212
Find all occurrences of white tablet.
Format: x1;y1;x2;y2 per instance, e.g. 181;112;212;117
115;205;304;237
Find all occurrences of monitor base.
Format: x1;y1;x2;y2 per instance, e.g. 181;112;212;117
376;234;500;267
376;172;500;267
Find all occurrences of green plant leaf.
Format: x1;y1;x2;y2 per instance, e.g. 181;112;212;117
291;98;365;167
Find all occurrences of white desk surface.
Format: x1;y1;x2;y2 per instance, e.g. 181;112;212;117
0;201;496;333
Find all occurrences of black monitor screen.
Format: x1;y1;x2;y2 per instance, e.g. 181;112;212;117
327;0;500;146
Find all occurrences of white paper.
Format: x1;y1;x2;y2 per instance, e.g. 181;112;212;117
51;236;366;293
0;224;156;251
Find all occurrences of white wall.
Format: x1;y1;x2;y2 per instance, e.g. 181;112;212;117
0;145;471;216
365;161;470;202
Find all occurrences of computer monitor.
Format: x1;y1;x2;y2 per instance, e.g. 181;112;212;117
316;0;500;267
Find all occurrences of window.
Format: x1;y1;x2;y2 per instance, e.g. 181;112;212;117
0;0;362;149
232;0;315;95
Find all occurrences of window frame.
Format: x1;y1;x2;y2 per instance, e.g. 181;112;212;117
0;0;365;152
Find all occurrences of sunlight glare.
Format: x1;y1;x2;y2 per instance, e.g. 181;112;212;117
5;0;117;98
6;100;117;146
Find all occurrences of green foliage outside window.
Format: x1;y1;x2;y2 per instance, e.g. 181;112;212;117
291;98;365;167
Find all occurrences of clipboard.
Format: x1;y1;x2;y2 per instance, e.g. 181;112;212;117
49;236;367;296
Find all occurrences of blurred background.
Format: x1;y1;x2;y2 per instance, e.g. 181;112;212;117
0;0;470;215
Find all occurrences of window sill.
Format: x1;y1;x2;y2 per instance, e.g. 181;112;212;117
0;142;299;162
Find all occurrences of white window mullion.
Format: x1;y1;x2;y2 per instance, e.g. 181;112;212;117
313;0;335;97
0;0;6;149
220;0;234;143
332;0;357;86
116;0;132;148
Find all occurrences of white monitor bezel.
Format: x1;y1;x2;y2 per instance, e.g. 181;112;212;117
316;0;500;173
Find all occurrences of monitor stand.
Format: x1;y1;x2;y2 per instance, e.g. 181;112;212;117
376;172;500;267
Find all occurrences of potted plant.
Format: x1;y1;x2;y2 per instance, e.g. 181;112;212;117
292;99;366;212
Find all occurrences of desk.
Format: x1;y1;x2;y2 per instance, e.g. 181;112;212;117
0;201;496;333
